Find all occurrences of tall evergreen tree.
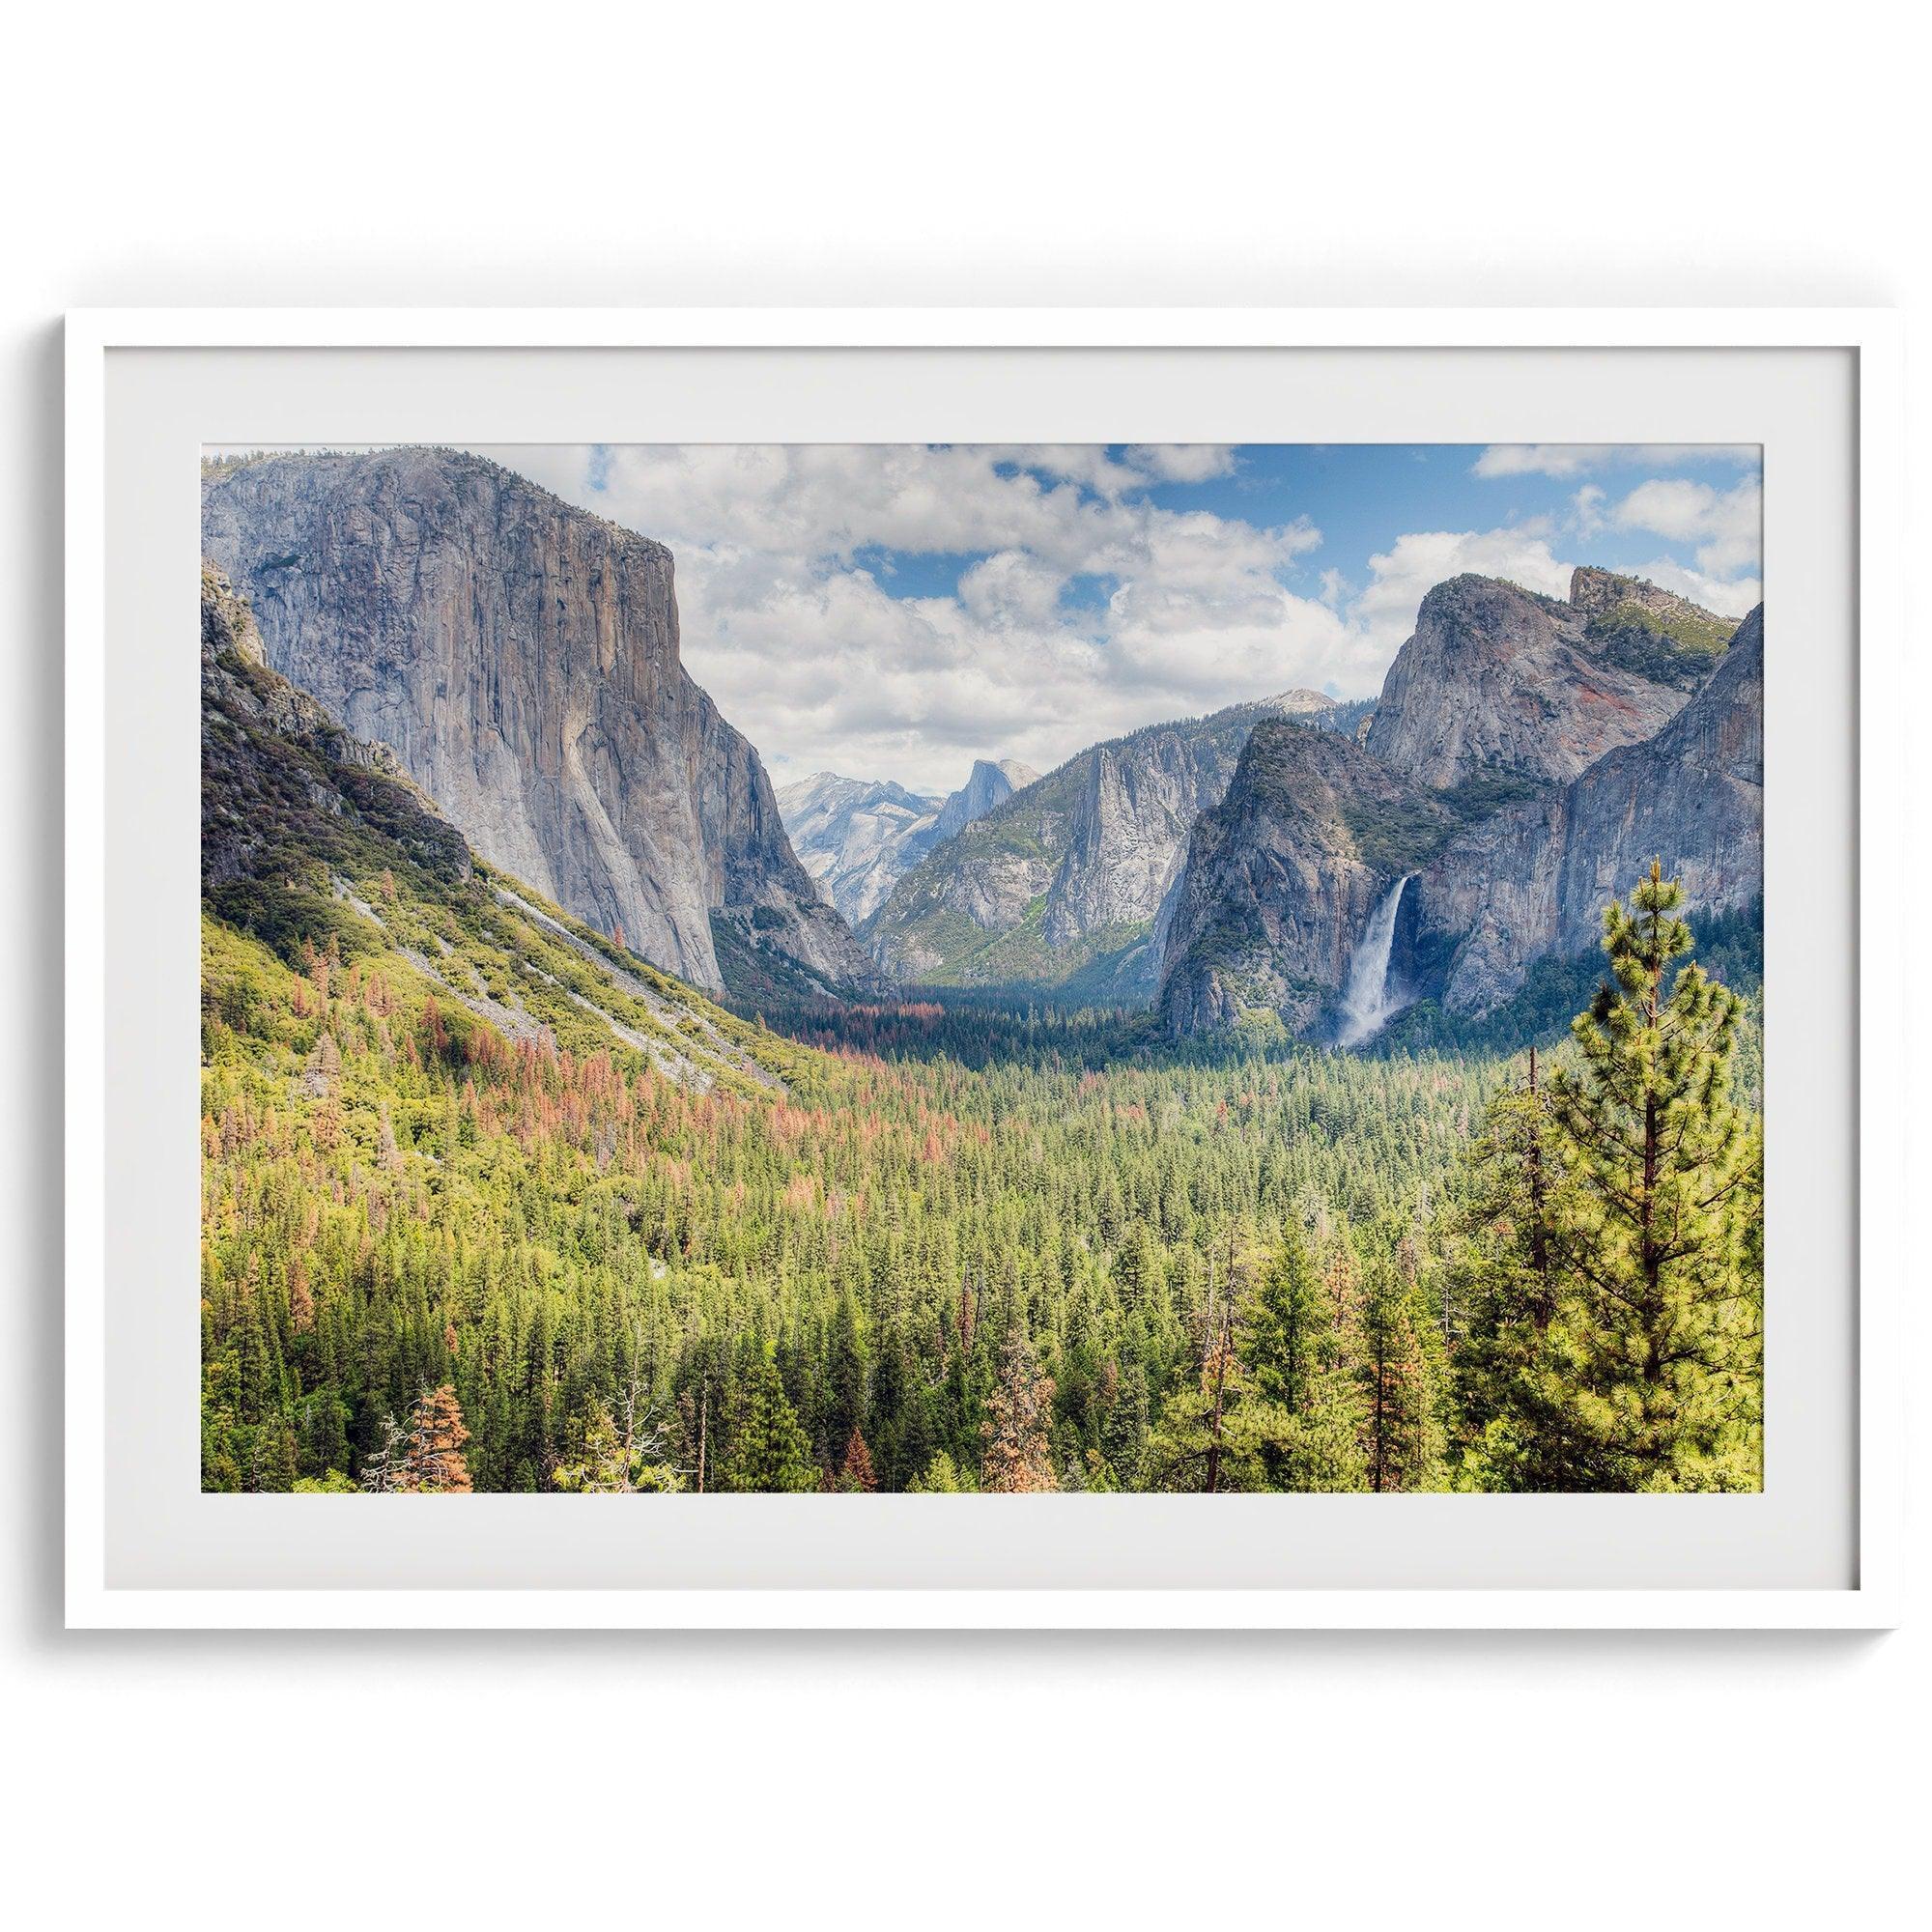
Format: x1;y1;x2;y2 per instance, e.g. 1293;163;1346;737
1545;863;1762;1490
1452;1051;1598;1490
1355;1237;1446;1492
401;1382;473;1492
1231;1227;1368;1492
720;1349;819;1493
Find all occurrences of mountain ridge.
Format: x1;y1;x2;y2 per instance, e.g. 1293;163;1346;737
1363;567;1733;789
1156;719;1454;1037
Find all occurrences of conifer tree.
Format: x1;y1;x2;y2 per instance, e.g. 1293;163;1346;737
907;1449;975;1492
357;1409;411;1493
1453;1049;1597;1490
720;1349;819;1492
1146;1322;1245;1492
838;1428;878;1492
1545;863;1762;1490
401;1382;473;1492
1230;1228;1368;1491
981;1328;1058;1492
1355;1229;1447;1492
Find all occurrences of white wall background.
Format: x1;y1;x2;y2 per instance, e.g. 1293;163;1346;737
5;4;1921;1922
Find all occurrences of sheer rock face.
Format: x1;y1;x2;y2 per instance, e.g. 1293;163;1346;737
929;757;1039;845
777;756;1038;926
1156;721;1452;1037
1414;606;1764;1013
1364;572;1710;789
201;447;879;998
862;693;1333;994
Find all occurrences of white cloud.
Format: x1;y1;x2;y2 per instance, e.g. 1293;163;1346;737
1123;443;1240;484
471;443;1350;790
1618;557;1761;619
460;444;1759;795
1473;443;1759;479
956;549;1065;628
1571;483;1608;535
1004;445;1150;498
1611;474;1762;579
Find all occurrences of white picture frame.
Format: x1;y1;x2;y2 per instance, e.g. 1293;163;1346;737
66;308;1904;1630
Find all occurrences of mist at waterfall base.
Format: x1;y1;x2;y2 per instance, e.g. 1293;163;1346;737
1337;876;1414;1048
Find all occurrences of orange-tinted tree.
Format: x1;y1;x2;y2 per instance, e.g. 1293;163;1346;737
981;1329;1058;1492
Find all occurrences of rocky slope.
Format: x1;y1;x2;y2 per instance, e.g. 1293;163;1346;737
1156;720;1456;1037
1364;568;1732;789
862;691;1335;996
777;755;1038;925
200;563;788;1094
201;446;879;1000
1411;604;1764;1013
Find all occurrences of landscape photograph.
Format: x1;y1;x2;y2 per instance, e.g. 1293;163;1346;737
197;440;1765;1495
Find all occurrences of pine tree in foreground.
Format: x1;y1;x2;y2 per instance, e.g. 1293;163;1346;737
1460;864;1762;1492
1547;863;1761;1490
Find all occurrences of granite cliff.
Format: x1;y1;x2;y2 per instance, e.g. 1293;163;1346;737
929;757;1040;844
1411;605;1763;1013
200;561;788;1094
201;561;469;896
1158;574;1758;1039
1364;568;1728;790
1157;719;1455;1037
201;446;880;1000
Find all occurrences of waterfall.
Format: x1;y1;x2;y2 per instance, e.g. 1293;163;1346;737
1337;875;1412;1047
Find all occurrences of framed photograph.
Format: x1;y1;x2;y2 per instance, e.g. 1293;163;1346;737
66;310;1902;1628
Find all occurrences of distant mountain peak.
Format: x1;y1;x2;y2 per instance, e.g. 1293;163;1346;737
776;757;1034;927
1258;688;1336;714
928;757;1039;844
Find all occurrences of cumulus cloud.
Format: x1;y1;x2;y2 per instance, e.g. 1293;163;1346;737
1004;445;1150;498
1123;443;1240;484
463;443;1758;794
1571;483;1608;535
1610;474;1762;579
1473;443;1759;479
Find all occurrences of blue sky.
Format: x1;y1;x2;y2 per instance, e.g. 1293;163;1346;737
473;440;1763;794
